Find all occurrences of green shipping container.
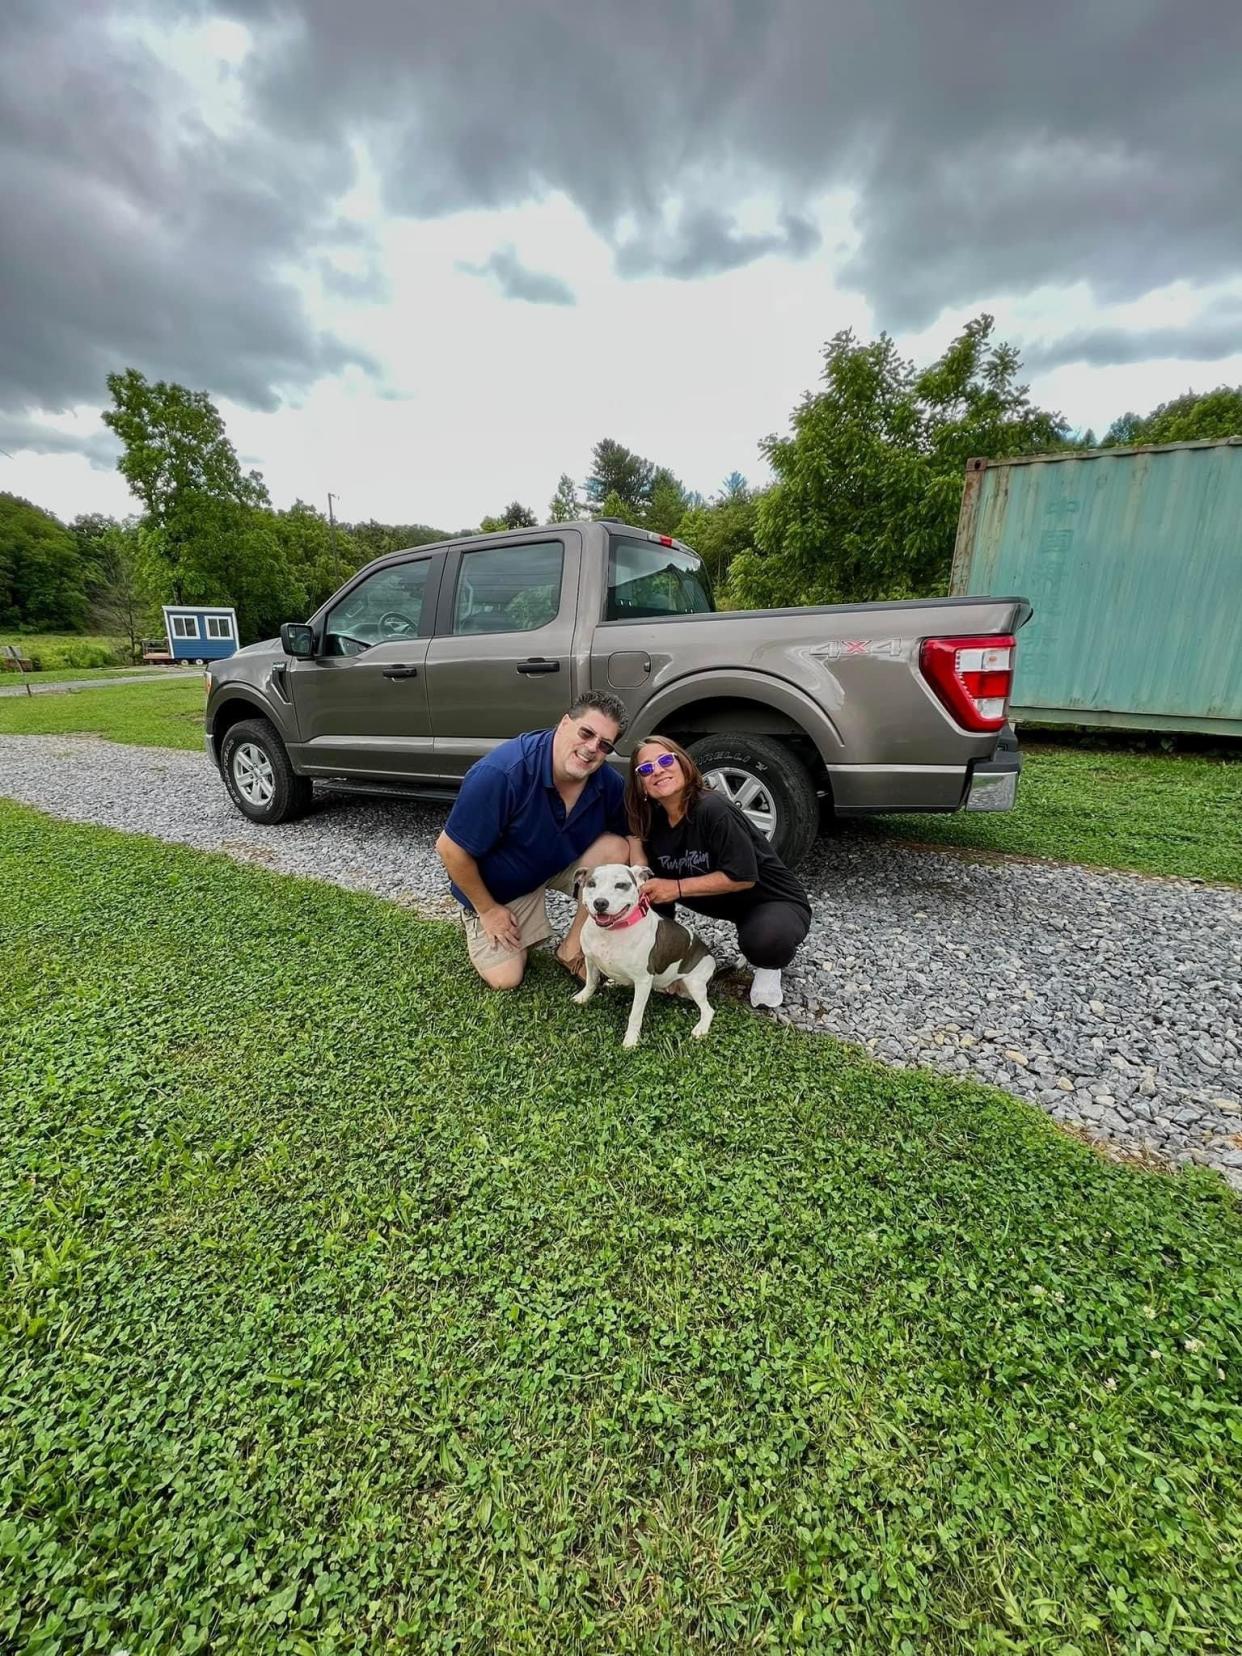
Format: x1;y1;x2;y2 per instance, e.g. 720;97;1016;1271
950;437;1242;737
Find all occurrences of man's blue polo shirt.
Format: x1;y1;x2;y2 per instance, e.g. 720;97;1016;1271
443;728;627;910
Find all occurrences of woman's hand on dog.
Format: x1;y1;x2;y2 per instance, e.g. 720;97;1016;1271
639;877;681;906
479;904;522;951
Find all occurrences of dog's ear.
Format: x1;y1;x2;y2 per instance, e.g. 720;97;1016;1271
630;863;655;885
572;866;591;900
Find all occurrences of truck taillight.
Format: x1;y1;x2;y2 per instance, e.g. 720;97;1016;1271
919;634;1016;732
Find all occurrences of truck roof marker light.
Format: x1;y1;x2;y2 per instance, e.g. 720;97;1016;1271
658;535;675;547
920;635;1016;732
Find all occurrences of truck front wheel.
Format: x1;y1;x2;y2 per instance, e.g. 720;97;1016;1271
687;734;819;868
220;717;313;825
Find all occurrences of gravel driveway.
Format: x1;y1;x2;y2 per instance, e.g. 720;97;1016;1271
3;733;1239;1189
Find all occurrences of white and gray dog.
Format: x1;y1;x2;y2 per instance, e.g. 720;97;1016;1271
572;863;716;1048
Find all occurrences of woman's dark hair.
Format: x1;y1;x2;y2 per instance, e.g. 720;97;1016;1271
625;734;708;838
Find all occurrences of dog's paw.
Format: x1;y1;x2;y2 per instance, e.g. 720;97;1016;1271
571;987;591;1005
691;1015;714;1039
622;1033;641;1050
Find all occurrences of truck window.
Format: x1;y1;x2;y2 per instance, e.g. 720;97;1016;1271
606;537;714;620
451;541;564;635
323;558;432;655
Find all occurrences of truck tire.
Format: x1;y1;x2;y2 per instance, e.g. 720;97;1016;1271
687;734;819;869
220;717;313;825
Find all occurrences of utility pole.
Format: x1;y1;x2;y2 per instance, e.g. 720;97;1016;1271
327;492;342;582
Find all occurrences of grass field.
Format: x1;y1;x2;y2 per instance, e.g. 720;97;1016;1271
1;680;1238;885
0;632;131;673
858;738;1242;886
1;800;1239;1653
1;666;175;686
0;675;207;750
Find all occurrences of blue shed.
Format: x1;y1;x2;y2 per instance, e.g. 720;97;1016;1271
162;605;239;664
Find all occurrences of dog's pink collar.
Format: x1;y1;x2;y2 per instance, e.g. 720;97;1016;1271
592;894;651;929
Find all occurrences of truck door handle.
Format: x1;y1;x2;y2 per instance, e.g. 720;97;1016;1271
382;665;419;678
517;659;560;675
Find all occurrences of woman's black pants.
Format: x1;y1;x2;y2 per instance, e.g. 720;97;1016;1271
657;897;811;970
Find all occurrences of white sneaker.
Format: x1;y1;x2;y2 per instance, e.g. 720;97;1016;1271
749;967;784;1008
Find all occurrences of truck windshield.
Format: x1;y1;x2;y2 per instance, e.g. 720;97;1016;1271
605;537;714;620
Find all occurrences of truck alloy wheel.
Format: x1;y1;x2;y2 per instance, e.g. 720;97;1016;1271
219;717;313;825
687;733;819;868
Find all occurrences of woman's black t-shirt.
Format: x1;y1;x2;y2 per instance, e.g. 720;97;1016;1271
644;788;811;918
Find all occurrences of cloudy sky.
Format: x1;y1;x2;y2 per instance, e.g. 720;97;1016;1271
3;0;1241;531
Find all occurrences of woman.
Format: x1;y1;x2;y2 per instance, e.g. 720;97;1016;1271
625;735;811;1008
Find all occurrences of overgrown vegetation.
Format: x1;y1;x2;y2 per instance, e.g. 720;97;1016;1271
1102;385;1242;448
0;631;130;673
1;802;1239;1653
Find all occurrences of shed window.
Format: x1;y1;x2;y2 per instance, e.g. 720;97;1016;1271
170;615;199;639
205;615;233;639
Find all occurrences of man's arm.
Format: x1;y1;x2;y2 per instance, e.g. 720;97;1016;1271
435;831;522;951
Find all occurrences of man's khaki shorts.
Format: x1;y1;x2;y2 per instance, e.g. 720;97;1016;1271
459;858;580;972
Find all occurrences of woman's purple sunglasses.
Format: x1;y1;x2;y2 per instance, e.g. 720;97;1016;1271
636;753;678;777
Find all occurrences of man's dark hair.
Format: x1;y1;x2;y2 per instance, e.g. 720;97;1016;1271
568;690;628;735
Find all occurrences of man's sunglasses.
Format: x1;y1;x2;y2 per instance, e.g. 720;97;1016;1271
574;723;616;756
635;753;678;777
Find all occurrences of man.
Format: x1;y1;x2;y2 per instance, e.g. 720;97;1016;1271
436;691;639;990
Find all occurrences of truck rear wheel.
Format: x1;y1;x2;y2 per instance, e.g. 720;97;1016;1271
687;734;819;868
220;717;313;825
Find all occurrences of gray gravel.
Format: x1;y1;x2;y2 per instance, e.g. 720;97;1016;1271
2;733;1239;1189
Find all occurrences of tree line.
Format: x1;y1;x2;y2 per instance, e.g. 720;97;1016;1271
4;328;1240;647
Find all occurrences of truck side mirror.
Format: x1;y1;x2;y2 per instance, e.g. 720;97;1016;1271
280;622;315;659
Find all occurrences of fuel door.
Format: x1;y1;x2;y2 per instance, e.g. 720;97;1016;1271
607;650;650;688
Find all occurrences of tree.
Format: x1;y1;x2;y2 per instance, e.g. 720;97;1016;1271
548;473;580;522
88;521;160;660
720;472;750;502
102;369;268;525
725;315;1069;609
1103;386;1242;447
347;519;447;561
102;368;272;608
594;488;627;521
0;493;88;630
585;439;654;515
479;502;538;532
674;489;763;593
645;466;689;535
100;369;312;639
273;501;361;616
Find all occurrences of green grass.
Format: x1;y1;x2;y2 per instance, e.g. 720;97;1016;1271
0;632;131;673
0;676;206;749
0;683;1238;883
4;666;175;686
859;742;1242;886
2;802;1239;1654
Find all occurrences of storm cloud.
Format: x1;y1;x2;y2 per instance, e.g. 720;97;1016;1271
1023;302;1242;371
223;0;1242;325
457;247;576;305
0;416;119;470
4;0;1242;441
0;0;377;429
615;209;820;281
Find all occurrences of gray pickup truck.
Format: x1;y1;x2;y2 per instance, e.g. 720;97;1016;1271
204;520;1029;865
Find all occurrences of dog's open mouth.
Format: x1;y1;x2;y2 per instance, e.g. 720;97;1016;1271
593;894;649;929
